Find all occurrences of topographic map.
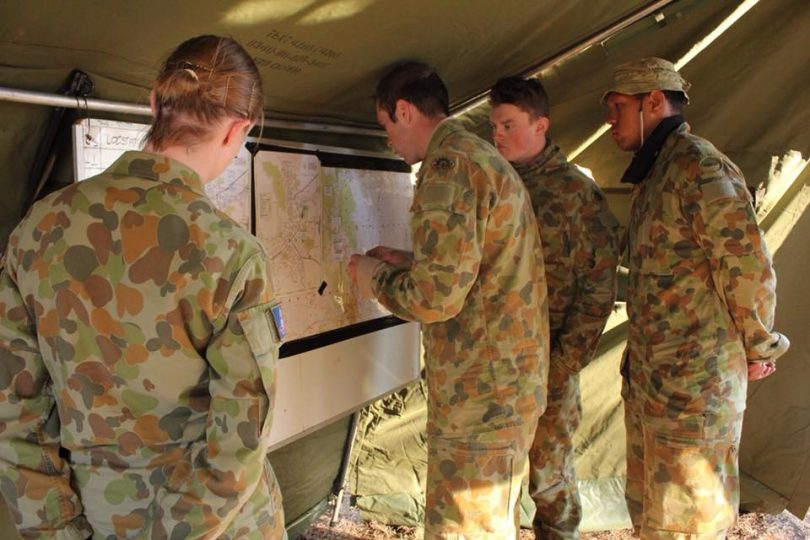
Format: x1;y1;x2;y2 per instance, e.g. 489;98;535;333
254;150;413;341
73;118;252;231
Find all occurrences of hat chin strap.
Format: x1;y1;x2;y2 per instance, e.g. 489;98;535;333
638;100;645;148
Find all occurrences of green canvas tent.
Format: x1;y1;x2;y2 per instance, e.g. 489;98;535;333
0;0;808;537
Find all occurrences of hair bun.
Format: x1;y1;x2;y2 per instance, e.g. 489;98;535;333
146;35;263;151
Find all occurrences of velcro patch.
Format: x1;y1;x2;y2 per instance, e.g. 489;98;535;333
417;182;458;210
700;179;739;203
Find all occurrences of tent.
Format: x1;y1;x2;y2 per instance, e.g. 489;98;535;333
1;0;808;537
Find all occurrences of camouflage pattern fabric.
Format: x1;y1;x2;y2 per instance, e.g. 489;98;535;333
424;422;535;539
0;151;286;540
513;140;618;375
371;118;549;537
514;140;618;540
601;57;691;105
624;394;742;538
622;123;789;536
527;360;582;540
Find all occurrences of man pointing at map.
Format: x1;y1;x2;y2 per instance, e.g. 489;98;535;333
349;61;549;539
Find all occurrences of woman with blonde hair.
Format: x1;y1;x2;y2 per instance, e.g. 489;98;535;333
0;35;286;539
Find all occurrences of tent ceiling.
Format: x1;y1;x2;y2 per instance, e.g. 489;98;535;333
1;0;807;214
1;0;681;127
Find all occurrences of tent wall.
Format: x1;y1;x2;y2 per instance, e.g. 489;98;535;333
739;165;810;518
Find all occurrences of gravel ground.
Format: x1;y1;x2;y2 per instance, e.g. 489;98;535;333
300;499;810;539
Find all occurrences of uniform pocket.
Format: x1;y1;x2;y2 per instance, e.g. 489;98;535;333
425;436;516;536
236;303;281;437
643;413;742;534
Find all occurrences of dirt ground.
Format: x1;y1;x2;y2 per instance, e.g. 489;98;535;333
300;499;810;540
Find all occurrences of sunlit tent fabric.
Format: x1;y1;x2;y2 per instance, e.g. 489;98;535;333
0;0;808;537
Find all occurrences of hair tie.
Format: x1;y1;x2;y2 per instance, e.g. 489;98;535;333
183;68;199;81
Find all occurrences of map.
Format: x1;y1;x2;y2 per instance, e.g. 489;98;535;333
72;118;252;231
254;150;413;341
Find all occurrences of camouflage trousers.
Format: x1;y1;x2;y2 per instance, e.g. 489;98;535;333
73;452;286;539
624;399;743;539
424;421;536;540
529;363;582;540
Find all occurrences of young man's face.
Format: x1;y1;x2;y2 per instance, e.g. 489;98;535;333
605;93;644;152
489;103;546;165
376;102;420;165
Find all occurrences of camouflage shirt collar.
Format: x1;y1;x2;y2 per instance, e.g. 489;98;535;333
423;117;463;159
512;137;567;177
620;114;685;184
107;150;206;196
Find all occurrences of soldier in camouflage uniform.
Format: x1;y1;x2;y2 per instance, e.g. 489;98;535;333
349;62;549;539
603;58;790;539
489;77;619;540
0;36;287;539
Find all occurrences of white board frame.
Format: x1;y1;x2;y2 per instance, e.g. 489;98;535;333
268;323;421;450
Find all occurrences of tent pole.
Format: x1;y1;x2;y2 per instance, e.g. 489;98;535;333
330;411;360;527
452;0;678;117
0;85;386;138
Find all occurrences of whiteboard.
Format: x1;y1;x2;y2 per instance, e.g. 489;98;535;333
268;322;420;450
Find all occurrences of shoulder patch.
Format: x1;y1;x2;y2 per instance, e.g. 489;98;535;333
419;182;458;208
700;179;739;203
698;156;724;179
430;156;457;177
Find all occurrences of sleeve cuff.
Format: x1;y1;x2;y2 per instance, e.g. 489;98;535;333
355;255;383;299
748;333;790;363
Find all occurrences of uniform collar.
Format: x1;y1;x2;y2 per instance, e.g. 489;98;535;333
423;117;463;159
620;115;685;184
107;150;206;197
513;137;567;177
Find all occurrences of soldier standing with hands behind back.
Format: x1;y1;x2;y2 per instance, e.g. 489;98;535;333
349;61;549;539
603;58;790;539
489;76;619;540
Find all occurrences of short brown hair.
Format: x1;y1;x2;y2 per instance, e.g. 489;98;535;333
375;62;449;122
146;35;263;151
489;76;550;118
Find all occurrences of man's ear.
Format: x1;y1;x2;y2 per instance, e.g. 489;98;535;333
395;99;412;124
648;90;667;114
535;116;550;137
223;118;252;147
149;88;157;115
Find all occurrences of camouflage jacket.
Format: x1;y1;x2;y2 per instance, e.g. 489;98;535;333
513;139;619;375
0;152;284;539
624;123;789;417
372;119;549;437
